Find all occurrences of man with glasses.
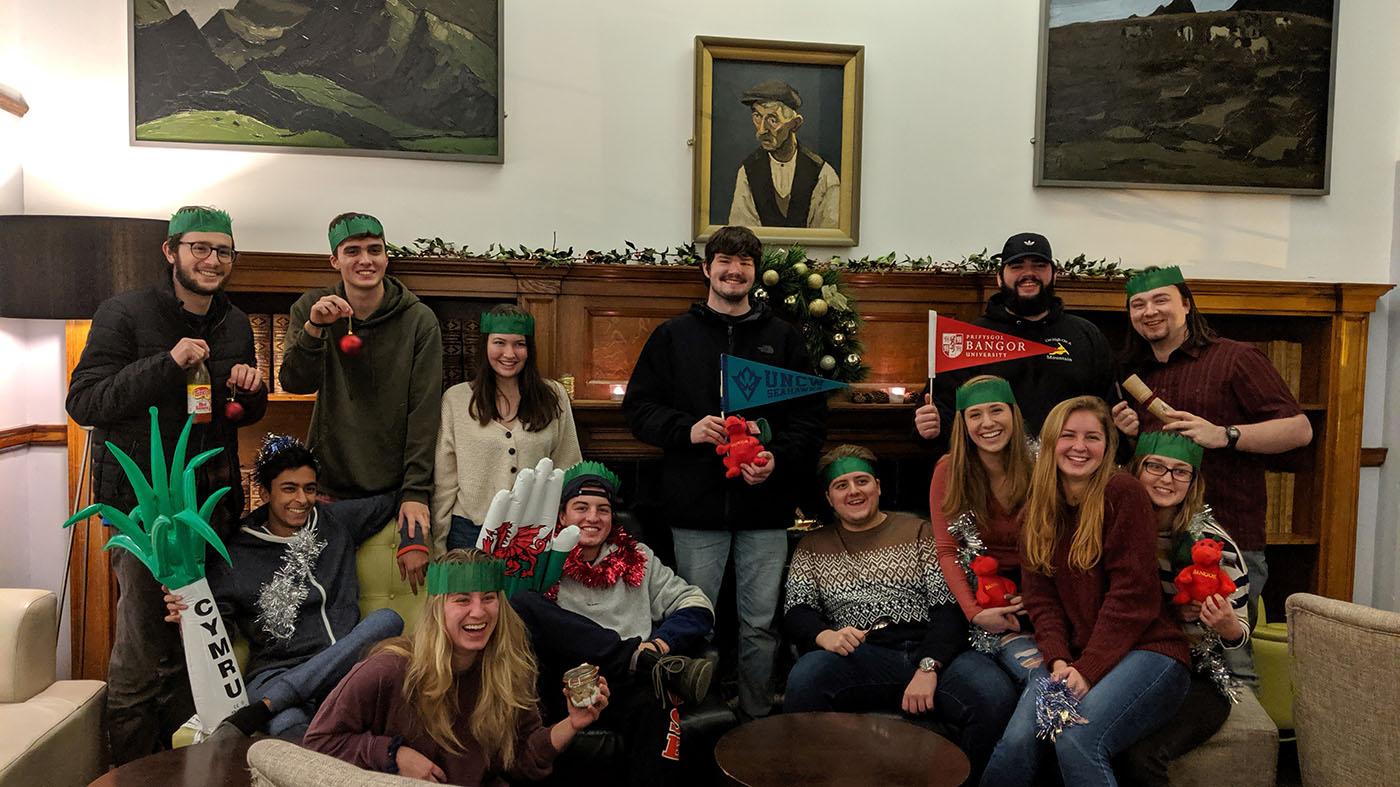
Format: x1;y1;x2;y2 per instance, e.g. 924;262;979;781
280;213;440;586
1112;266;1312;616
67;205;268;763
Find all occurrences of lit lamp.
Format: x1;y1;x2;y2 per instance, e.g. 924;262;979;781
610;384;626;402
888;386;905;402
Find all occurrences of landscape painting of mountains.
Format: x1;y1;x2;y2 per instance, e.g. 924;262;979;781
131;0;501;161
1035;0;1335;193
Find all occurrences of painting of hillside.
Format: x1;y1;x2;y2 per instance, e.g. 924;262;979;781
1035;0;1335;193
131;0;501;161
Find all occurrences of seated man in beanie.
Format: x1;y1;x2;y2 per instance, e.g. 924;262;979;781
163;435;423;737
510;461;714;786
782;445;1018;783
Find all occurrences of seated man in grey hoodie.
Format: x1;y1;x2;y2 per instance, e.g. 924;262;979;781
511;461;714;786
164;434;426;737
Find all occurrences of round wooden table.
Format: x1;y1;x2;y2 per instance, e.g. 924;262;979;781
714;712;970;787
89;735;254;786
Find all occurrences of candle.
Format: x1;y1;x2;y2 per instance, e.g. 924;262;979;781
610;384;626;401
889;386;905;400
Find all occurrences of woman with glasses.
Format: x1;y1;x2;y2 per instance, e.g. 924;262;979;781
930;376;1042;684
981;396;1188;787
1115;430;1251;785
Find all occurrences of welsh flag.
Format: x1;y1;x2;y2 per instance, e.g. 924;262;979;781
928;310;1057;376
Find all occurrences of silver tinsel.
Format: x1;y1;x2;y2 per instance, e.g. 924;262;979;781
969;626;1001;654
256;520;326;641
1192;627;1242;704
1035;677;1088;741
1185;505;1216;544
947;511;986;568
1026;435;1041;458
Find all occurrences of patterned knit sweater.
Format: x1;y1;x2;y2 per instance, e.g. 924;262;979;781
782;511;967;665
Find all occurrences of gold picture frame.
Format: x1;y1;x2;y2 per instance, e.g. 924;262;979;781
694;36;864;246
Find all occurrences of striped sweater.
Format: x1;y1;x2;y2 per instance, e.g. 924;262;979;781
1157;508;1251;661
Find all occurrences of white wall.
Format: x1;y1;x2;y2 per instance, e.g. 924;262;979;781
4;0;1400;611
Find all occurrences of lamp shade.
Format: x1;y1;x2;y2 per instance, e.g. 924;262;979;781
0;215;171;319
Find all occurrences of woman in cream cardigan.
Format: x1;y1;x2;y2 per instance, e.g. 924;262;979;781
432;304;581;554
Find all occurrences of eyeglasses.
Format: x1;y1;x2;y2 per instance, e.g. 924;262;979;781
179;241;238;264
1140;460;1194;483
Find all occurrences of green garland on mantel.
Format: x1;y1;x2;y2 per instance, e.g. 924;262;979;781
390;238;1130;384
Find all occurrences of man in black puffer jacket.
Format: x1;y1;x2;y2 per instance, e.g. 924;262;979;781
66;206;267;763
624;225;827;720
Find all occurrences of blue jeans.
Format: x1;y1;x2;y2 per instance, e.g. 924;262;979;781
990;631;1043;687
981;650;1189;787
671;527;786;719
447;515;481;552
247;608;403;737
784;644;1017;782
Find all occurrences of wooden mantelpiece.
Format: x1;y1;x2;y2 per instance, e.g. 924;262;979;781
62;253;1390;680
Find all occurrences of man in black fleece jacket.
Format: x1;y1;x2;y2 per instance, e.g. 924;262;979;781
624;225;827;719
164;435;424;738
913;232;1117;455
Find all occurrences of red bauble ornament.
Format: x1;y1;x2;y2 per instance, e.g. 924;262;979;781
224;401;245;421
339;334;363;355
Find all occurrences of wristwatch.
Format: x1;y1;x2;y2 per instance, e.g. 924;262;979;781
918;657;943;674
1224;425;1241;449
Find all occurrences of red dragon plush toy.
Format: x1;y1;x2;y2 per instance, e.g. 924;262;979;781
971;555;1018;608
715;415;768;479
1172;538;1237;604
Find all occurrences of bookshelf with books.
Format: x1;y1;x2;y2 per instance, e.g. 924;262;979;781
60;253;1390;680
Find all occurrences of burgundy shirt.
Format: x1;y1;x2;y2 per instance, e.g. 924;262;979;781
1023;474;1189;686
1130;338;1303;551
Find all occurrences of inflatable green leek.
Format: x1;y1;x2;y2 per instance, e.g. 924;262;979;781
63;407;247;734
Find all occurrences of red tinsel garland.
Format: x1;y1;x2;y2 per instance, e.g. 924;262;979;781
544;527;648;600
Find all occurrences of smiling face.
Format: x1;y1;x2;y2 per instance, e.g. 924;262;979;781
1055;409;1108;482
331;235;389;294
826;471;882;527
486;334;528;379
704;253;755;304
443;590;499;656
263;465;317;535
963;401;1015;454
560;492;613;558
1135;454;1194;508
1128;284;1190;346
165;231;235;296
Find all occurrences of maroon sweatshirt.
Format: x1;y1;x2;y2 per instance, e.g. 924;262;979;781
1022;473;1189;686
303;651;558;786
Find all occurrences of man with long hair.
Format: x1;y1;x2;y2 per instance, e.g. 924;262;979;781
913;231;1117;454
1112;266;1311;611
280;212;441;582
66;205;268;762
624;225;828;719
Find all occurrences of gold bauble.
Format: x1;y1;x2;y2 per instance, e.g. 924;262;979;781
808;298;828;317
762;269;780;286
792;262;809;276
806;273;824;290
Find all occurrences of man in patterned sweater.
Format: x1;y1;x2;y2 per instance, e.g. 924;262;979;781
781;444;1018;782
163;435;425;738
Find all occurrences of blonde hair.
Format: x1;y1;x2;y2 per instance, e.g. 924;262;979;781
940;375;1034;526
1128;454;1207;537
376;549;538;768
1022;397;1120;574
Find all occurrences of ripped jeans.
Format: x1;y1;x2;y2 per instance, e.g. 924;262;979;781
981;626;1044;687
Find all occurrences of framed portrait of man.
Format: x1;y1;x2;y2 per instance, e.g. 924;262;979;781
694;37;864;246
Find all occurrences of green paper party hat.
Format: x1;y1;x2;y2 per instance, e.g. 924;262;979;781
328;214;384;251
427;557;507;595
955;377;1017;411
169;207;232;237
481;312;535;336
1125;266;1185;297
1135;430;1203;468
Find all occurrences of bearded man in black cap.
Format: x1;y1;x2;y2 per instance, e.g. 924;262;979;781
727;79;840;229
912;232;1117;453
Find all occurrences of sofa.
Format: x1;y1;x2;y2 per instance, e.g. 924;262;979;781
248;738;424;786
1165;689;1277;786
1287;592;1400;786
0;588;107;787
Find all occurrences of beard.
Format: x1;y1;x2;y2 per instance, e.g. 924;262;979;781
1002;279;1055;317
174;259;224;296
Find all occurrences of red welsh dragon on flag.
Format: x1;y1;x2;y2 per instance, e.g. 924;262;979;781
928;310;1056;376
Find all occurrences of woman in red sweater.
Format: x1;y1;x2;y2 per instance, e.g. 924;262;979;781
981;396;1189;787
304;549;609;785
930;376;1041;683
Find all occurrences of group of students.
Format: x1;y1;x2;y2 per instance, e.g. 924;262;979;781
67;208;1308;786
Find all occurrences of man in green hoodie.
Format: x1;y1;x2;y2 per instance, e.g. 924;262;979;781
280;213;441;591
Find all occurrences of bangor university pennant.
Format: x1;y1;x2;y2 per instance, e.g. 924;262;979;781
928;311;1056;375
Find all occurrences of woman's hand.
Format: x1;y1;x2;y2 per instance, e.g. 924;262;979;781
1177;600;1203;623
971;603;1024;634
565;675;610;731
901;670;937;715
815;626;866;656
162;587;187;624
1051;660;1090;700
1199;594;1244;641
395;745;446;783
